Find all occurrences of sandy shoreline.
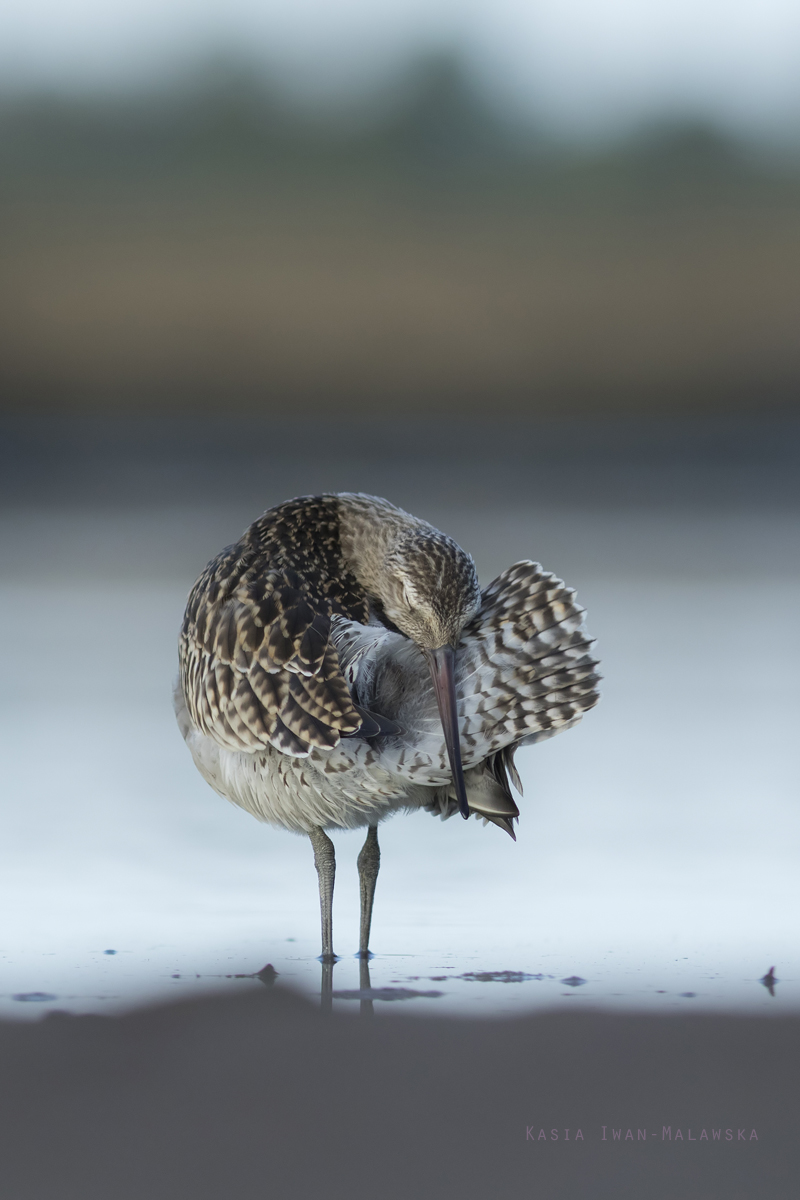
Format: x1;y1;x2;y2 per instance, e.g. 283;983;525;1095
0;986;794;1198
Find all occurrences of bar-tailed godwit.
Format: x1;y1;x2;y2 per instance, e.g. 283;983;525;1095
175;493;600;962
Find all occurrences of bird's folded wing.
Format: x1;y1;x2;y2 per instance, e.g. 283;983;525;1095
179;557;366;757
351;560;600;782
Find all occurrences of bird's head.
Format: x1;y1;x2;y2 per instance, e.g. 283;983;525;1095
337;493;482;822
379;530;481;823
379;529;481;649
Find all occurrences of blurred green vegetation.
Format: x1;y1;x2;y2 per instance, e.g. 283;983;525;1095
1;54;799;414
2;53;792;197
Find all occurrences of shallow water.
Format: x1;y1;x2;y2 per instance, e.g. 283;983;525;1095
1;502;798;1019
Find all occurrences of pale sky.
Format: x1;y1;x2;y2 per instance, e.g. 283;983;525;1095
2;0;800;138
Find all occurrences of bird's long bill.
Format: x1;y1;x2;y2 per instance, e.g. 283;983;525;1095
425;645;470;820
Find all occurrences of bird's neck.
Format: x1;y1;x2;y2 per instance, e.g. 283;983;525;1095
336;492;422;600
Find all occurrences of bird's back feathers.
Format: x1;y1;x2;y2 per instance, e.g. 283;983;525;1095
179;497;374;759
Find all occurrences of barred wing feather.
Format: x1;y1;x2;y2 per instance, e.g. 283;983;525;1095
460;560;600;755
335;561;600;783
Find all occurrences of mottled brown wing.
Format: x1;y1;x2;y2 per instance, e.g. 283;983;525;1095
179;552;363;758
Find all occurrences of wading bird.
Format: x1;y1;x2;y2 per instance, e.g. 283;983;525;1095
175;493;599;964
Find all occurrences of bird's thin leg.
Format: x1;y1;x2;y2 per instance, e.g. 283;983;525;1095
357;824;380;958
308;826;337;964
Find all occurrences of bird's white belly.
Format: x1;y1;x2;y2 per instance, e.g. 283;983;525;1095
174;682;431;833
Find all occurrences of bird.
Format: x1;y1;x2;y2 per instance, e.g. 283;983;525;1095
174;492;600;967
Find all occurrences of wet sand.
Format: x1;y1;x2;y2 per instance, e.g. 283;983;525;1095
0;985;794;1199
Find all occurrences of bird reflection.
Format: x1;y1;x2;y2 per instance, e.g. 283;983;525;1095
319;956;375;1016
359;956;374;1019
320;957;335;1014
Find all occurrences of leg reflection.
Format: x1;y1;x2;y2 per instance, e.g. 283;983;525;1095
320;958;335;1015
359;955;374;1019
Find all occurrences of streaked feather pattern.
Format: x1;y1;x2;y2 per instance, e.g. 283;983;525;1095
333;559;599;783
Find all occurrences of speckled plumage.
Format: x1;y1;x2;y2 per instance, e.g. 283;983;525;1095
176;493;600;838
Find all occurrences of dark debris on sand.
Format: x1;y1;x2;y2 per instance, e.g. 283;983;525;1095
459;970;549;983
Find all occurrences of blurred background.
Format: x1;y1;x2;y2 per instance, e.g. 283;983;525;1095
2;0;800;414
0;0;798;1017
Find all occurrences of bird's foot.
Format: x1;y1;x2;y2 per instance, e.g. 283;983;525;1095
317;952;340;964
354;950;375;960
